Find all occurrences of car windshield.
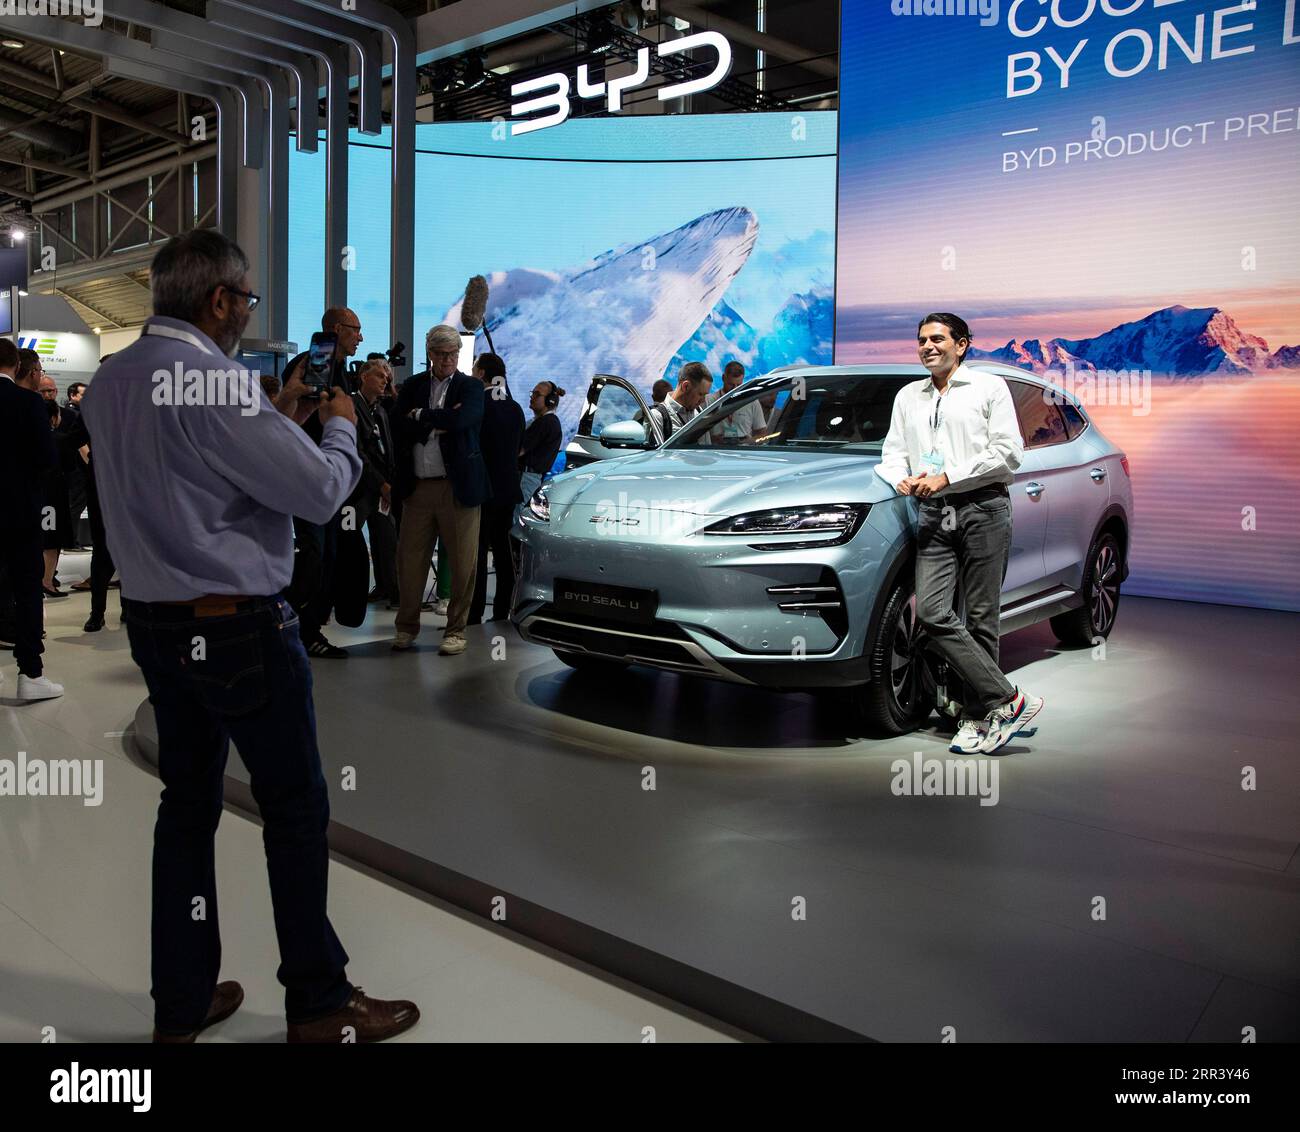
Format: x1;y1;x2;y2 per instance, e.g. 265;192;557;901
665;373;915;452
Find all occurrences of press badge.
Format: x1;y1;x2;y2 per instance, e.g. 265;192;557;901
921;449;945;475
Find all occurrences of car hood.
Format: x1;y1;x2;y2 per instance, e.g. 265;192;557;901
543;448;896;516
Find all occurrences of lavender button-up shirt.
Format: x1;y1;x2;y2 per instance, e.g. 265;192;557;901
81;316;362;602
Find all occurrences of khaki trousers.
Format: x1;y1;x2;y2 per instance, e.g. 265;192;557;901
395;479;481;638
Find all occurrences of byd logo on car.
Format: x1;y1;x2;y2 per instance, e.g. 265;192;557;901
510;31;732;136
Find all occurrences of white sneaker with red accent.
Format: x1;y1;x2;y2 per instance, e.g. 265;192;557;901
978;689;1043;754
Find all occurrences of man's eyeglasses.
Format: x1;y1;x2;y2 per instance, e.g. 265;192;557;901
428;350;459;362
218;284;260;311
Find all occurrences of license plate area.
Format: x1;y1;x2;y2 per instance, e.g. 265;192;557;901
553;578;659;625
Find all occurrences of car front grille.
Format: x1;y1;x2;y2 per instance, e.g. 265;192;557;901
520;610;746;681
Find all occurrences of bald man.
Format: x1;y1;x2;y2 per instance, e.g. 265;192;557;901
282;308;366;658
322;307;363;372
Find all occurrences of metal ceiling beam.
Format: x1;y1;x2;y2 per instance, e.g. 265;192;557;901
103;0;320;154
53;286;126;330
225;0;412;362
0;15;245;152
0;151;91;179
222;0;385;137
144;30;289;337
207;1;350;310
0;57;190;147
295;0;413;362
33;140;219;209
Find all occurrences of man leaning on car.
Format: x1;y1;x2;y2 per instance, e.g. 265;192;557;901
876;312;1043;756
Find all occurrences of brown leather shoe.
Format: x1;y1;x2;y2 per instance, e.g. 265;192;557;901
286;987;420;1044
152;980;245;1043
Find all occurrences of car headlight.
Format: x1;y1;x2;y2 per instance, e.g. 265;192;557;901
700;504;868;549
527;486;550;521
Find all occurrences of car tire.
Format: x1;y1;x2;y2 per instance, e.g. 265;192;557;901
853;579;935;737
553;650;631;672
1050;531;1123;647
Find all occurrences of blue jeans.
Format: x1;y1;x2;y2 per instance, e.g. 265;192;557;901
123;594;352;1033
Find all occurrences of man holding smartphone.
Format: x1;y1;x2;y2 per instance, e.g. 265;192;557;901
877;312;1043;755
83;229;418;1042
284;309;365;658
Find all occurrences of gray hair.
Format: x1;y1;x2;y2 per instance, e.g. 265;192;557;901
150;229;250;324
425;323;461;358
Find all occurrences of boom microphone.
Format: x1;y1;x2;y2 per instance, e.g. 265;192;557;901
461;275;489;332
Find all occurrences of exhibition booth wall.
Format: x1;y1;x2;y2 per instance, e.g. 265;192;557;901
287;113;838;447
835;2;1300;612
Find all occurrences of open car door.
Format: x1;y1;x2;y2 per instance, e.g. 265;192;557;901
564;373;665;471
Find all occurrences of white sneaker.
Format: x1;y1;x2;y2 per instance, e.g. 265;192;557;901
391;632;416;651
438;633;467;656
431;599;449;617
978;689;1043;754
949;718;986;754
17;674;65;701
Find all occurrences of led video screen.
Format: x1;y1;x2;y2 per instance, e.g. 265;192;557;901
835;2;1300;611
288;113;837;455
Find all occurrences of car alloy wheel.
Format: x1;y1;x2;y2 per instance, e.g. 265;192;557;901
889;592;925;715
1090;541;1120;636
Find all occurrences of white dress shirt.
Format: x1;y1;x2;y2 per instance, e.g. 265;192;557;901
413;374;452;479
875;364;1023;495
707;388;766;441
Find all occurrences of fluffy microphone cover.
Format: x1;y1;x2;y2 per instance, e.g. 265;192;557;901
461;275;489;332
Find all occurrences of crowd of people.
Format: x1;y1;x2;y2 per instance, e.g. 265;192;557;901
0;346;97;698
1;226;1044;1041
0;228;593;1041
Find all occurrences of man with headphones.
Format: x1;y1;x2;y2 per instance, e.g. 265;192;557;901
518;381;565;518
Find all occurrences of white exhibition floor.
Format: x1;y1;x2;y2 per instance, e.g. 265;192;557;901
0;551;740;1044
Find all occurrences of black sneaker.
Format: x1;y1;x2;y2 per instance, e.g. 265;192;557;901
306;637;349;659
84;614;105;633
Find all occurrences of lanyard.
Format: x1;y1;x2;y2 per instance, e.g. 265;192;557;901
930;387;946;444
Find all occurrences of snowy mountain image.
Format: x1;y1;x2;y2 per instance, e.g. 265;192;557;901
441;206;761;439
970;305;1298;377
663;285;835;379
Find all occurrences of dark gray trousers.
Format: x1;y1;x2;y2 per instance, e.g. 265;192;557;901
915;494;1017;716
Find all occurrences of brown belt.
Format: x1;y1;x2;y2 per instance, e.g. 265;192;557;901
157;594;254;617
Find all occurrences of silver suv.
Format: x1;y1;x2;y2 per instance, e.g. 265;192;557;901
515;364;1133;735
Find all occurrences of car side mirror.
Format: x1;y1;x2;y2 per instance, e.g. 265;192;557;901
600;420;651;449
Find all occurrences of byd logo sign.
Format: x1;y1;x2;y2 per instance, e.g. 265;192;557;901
509;31;732;136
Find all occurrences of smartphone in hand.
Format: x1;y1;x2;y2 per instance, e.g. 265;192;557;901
303;332;337;399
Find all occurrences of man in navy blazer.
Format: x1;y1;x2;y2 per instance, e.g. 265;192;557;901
0;337;64;698
391;324;489;655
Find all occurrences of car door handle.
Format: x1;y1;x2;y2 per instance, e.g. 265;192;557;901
1025;481;1045;498
1089;467;1107;482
